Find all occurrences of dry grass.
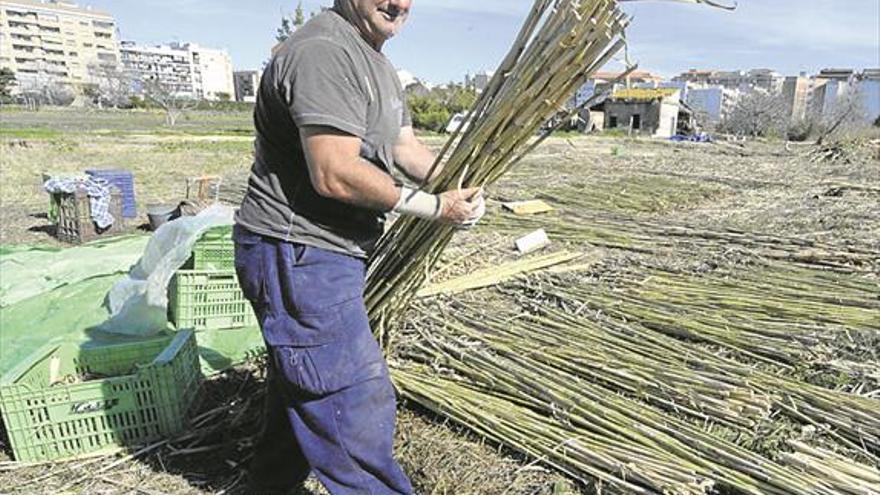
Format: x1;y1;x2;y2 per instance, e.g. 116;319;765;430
1;108;878;494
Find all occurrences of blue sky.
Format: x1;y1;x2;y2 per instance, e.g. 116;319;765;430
86;0;879;83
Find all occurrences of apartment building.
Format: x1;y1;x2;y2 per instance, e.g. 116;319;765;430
674;69;784;93
189;44;234;100
233;70;260;103
120;41;194;96
859;69;880;123
465;71;494;93
0;0;120;90
686;86;740;123
781;75;812;121
120;41;234;101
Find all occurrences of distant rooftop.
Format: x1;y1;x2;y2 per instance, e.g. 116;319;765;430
3;0;113;18
592;70;663;82
611;88;678;101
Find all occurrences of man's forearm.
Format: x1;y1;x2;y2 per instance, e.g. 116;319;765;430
394;126;441;185
395;144;440;184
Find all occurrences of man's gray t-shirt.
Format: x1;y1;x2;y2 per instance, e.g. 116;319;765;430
235;10;411;258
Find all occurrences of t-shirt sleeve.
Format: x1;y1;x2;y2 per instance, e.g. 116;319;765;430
284;40;368;138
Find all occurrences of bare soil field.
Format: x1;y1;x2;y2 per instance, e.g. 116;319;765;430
0;107;877;494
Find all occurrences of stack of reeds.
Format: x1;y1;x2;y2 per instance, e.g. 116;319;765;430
366;0;631;345
394;289;879;494
487;207;880;272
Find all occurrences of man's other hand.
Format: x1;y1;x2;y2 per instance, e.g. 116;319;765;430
438;187;485;226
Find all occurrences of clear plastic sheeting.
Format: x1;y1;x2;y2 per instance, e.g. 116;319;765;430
98;204;235;336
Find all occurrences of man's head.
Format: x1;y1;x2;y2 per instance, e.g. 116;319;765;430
334;0;412;50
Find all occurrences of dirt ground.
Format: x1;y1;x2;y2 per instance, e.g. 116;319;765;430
0;107;877;494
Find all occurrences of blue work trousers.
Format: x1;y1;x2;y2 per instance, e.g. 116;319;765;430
233;225;413;495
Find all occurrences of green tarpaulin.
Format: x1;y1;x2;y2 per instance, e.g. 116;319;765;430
0;235;264;377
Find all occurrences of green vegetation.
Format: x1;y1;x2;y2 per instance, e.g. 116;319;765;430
0;127;62;140
0;68;16;100
0;106;254;135
276;1;307;43
407;85;477;132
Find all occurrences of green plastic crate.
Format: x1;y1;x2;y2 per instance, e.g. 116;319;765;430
170;270;256;330
0;331;202;462
191;226;234;270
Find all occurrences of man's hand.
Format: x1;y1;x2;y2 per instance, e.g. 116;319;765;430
438;187;485;226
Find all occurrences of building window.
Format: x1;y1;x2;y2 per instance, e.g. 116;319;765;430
608;116;618;128
631;114;641;130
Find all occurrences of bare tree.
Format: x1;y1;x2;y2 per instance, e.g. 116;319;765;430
16;71;74;109
718;89;787;138
815;89;868;145
141;78;197;126
85;63;132;108
691;107;716;133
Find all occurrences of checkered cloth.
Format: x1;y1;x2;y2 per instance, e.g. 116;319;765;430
43;176;115;229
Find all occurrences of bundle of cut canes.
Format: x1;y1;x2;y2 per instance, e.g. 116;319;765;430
366;0;735;342
366;0;631;343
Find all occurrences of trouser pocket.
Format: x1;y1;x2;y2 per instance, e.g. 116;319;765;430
272;300;386;397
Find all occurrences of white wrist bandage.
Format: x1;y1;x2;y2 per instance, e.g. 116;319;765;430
393;186;442;220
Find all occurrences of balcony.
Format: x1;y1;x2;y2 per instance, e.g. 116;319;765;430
11;44;37;53
10;34;37;44
6;13;38;25
7;21;36;32
16;62;42;72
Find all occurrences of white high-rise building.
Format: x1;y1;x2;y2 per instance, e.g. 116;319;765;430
120;41;194;96
120;41;234;101
686;86;740;123
187;44;234;100
0;0;120;91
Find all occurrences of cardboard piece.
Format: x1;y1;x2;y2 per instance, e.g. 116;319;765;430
502;200;555;215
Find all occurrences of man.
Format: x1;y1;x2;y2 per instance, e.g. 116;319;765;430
233;1;484;493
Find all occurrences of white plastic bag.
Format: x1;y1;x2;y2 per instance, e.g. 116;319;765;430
98;204;235;335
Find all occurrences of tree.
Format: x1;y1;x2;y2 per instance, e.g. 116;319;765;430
141;78;197;126
815;89;867;145
406;83;478;132
0;68;16;100
718;90;787;138
85;63;132;108
276;2;306;43
16;70;74;109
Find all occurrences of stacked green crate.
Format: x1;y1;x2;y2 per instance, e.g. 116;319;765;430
0;331;201;462
171;226;256;331
191;225;234;270
169;270;257;330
